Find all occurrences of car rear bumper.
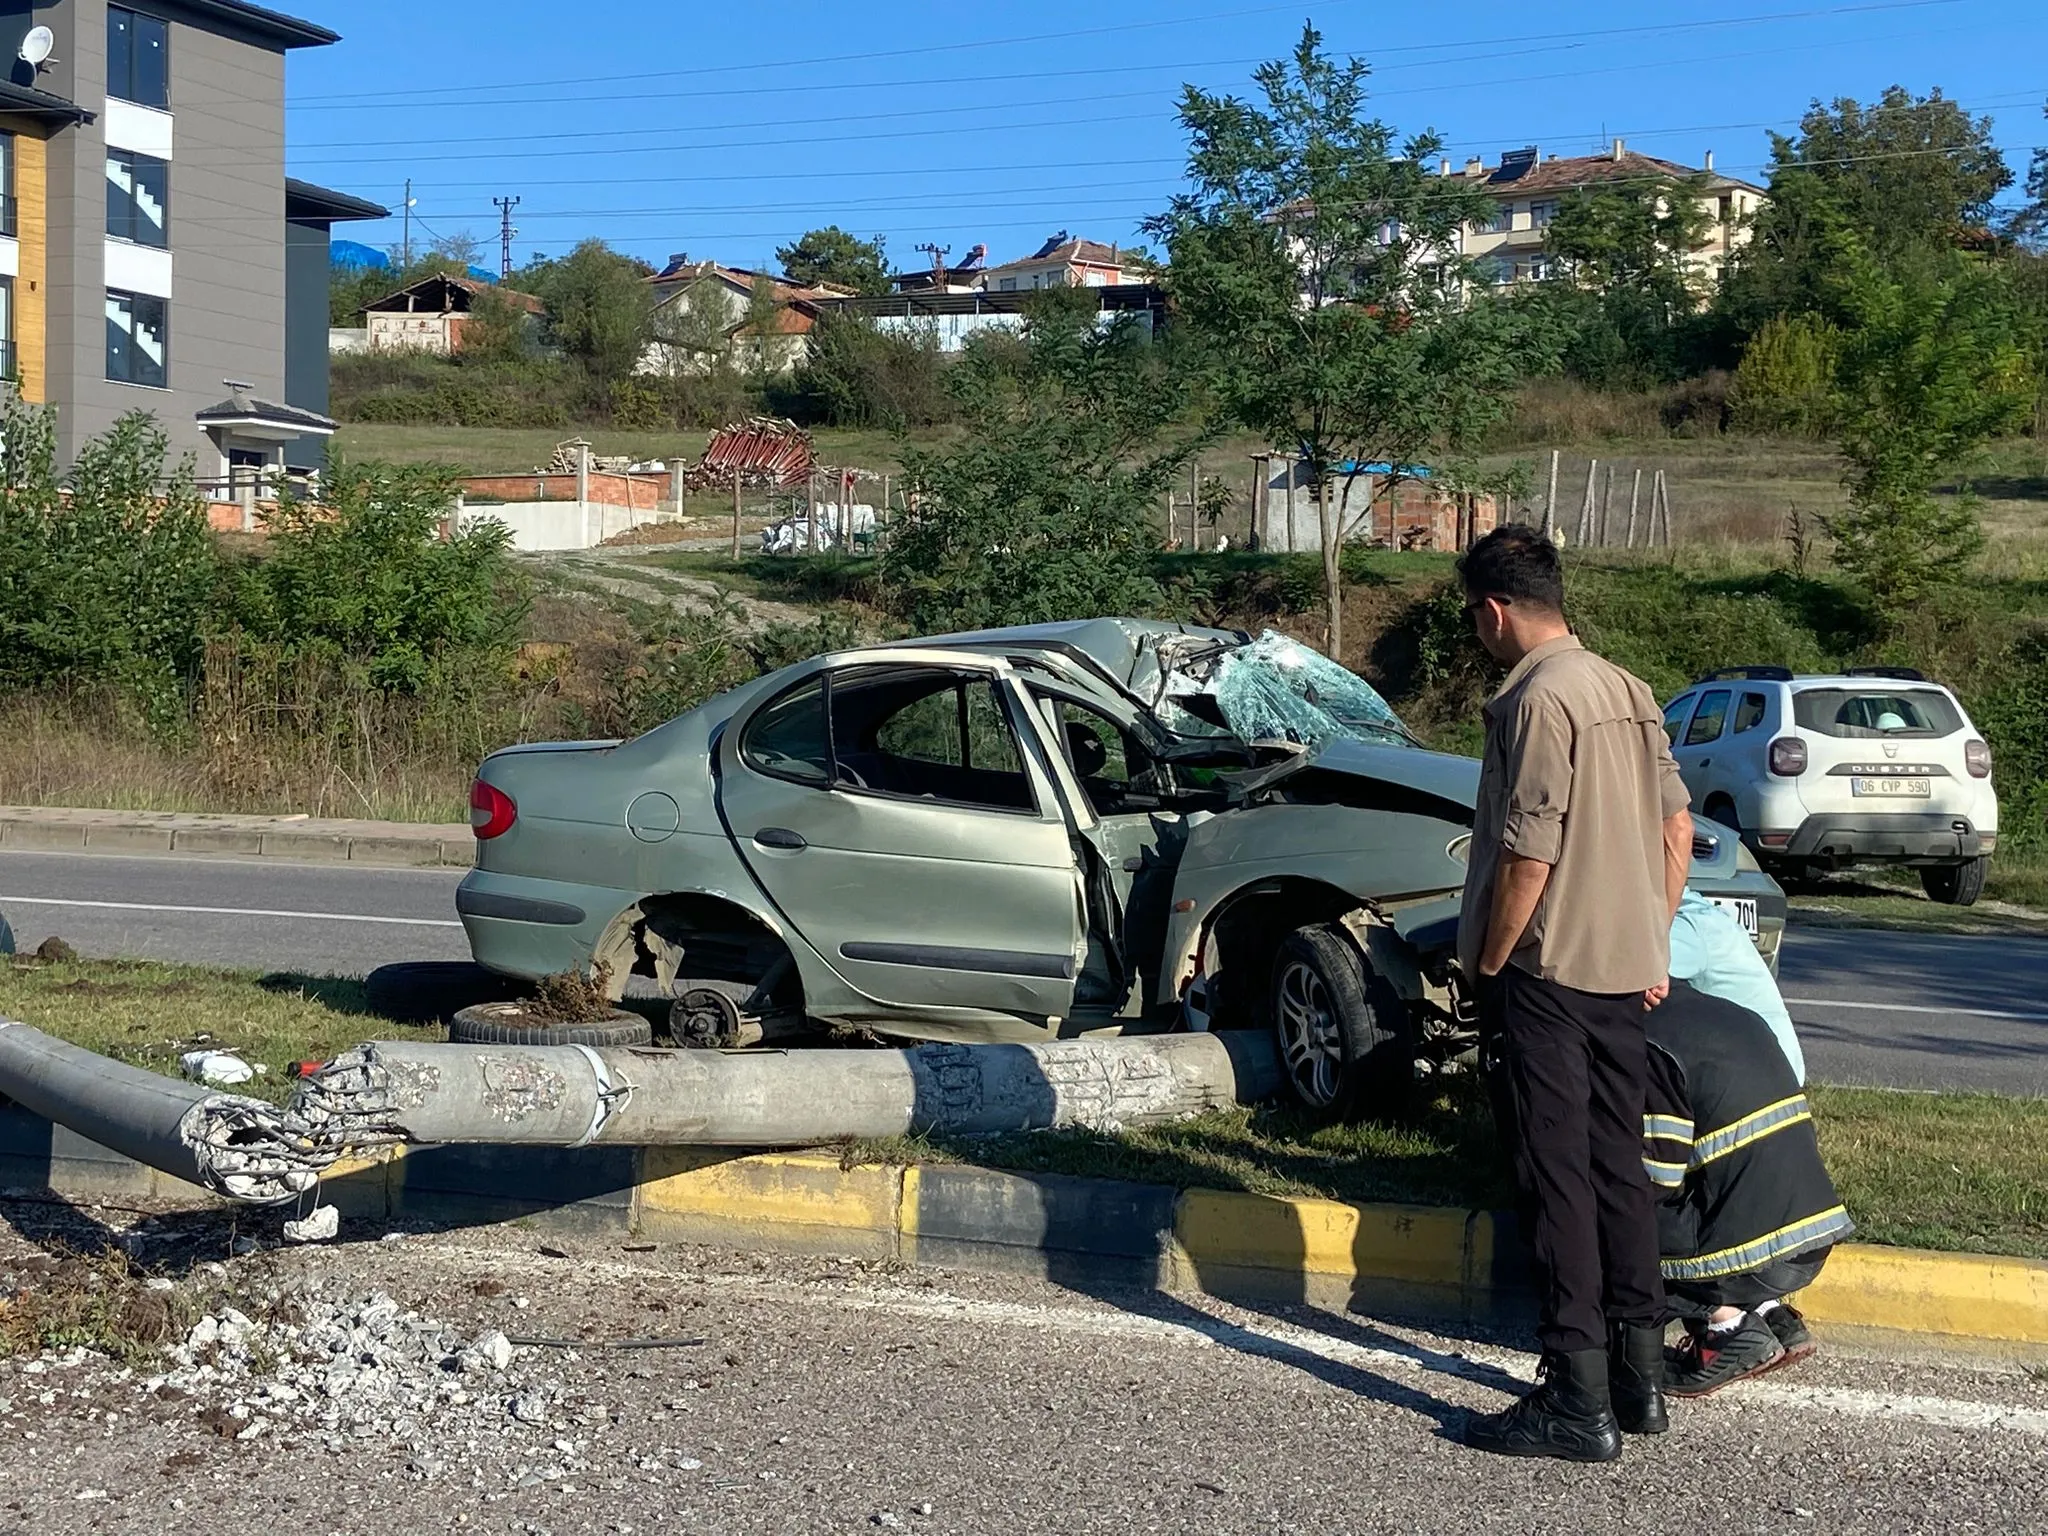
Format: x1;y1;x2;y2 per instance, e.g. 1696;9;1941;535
1764;813;1990;864
457;868;625;981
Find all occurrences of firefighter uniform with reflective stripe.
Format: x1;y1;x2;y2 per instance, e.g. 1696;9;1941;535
1640;981;1853;1301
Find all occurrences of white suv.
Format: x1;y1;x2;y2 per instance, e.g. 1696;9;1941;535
1661;667;2000;905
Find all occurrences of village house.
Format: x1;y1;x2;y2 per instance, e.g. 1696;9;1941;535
638;255;850;376
363;272;544;355
1448;140;1766;289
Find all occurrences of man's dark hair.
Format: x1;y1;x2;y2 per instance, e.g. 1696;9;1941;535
1458;524;1564;613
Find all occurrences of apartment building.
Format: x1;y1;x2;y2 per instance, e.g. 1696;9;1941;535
1450;141;1766;290
0;2;374;475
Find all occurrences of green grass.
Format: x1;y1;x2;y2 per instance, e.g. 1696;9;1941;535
3;957;2043;1258
1785;854;2048;938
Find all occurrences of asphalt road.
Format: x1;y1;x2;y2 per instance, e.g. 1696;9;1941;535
2;1215;2044;1536
4;849;2045;1095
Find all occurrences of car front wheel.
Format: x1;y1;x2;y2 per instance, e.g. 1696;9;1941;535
1270;925;1413;1118
1921;857;1988;907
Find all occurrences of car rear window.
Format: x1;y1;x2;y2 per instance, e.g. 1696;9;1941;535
1792;688;1962;739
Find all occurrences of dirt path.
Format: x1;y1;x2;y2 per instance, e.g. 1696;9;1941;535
527;550;819;635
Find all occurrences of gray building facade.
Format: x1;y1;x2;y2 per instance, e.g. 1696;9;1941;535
0;1;369;474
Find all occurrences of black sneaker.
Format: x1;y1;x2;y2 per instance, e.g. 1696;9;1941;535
1463;1349;1623;1463
1760;1303;1815;1365
1665;1315;1784;1398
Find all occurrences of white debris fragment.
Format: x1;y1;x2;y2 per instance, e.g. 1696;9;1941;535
282;1204;340;1244
476;1331;515;1371
180;1050;256;1086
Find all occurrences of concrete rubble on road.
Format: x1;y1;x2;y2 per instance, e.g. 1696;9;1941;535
0;1017;1281;1204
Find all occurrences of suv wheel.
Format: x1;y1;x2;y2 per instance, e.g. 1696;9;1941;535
1270;925;1413;1118
1921;857;1988;907
1702;795;1740;833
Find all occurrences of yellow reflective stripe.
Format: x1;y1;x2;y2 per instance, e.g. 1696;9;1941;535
1642;1158;1687;1189
1690;1095;1811;1169
1643;1114;1695;1142
1661;1206;1854;1282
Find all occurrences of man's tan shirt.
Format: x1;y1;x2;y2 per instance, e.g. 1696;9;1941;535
1457;634;1689;995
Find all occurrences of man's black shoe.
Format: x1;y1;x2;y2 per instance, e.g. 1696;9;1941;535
1463;1349;1623;1463
1608;1322;1670;1435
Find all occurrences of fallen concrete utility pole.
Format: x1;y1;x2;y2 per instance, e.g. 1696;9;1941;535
0;1020;1281;1205
289;1031;1281;1150
0;1019;325;1205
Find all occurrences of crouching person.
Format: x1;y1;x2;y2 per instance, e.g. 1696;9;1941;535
1642;979;1854;1395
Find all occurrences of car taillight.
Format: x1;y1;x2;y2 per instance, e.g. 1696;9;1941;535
470;779;517;839
1768;737;1807;777
1965;739;1992;779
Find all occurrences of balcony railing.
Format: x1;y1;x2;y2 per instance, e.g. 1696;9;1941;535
0;341;17;384
0;193;15;239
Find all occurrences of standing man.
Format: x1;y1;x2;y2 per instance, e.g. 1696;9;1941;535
1456;526;1695;1464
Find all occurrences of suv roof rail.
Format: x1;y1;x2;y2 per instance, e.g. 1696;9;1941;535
1842;665;1929;682
1690;666;1794;685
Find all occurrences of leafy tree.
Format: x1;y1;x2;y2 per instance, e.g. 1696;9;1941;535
1729;313;1839;437
1785;87;2010;257
776;227;891;296
0;402;216;717
881;291;1207;632
790;311;952;430
1546;173;1713;303
522;240;655;386
251;462;525;693
1146;24;1528;655
1823;245;2034;609
2015;101;2048;244
456;285;535;364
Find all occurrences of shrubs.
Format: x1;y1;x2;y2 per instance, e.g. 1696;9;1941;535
1729;314;1838;437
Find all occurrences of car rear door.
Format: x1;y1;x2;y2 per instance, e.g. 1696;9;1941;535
1669;688;1731;804
715;651;1085;1023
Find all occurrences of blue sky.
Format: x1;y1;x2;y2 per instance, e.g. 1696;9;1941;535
285;0;2048;275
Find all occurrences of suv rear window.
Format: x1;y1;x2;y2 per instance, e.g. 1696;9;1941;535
1792;688;1962;739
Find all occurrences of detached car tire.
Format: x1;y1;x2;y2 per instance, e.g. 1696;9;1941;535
1921;856;1988;907
448;1001;654;1048
364;961;529;1023
1270;925;1414;1118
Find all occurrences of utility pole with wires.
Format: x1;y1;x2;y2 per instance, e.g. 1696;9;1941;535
401;178;415;267
494;195;521;280
914;242;951;287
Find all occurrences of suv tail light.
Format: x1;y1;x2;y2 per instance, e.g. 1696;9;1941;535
470;779;517;839
1768;737;1807;777
1965;738;1992;779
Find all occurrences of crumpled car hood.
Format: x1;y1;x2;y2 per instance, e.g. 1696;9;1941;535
1235;737;1480;820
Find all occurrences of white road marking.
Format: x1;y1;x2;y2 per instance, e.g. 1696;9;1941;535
438;1243;2048;1439
0;895;460;928
1786;997;2048;1024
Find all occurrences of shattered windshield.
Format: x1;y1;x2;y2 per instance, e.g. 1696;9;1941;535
1155;631;1415;751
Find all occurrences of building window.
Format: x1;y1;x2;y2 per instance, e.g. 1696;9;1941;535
1518;253;1553;282
1529;200;1557;227
109;8;171;110
106;288;168;388
1482;206;1511;234
0;276;14;382
106;150;170;247
0;133;13;238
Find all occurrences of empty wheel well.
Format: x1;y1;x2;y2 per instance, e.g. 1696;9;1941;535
1200;879;1369;1030
590;894;803;1010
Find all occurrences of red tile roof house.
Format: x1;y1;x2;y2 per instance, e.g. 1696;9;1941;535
362;272;545;355
639;257;853;377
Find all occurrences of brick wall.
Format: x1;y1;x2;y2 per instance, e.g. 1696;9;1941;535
460;472;672;509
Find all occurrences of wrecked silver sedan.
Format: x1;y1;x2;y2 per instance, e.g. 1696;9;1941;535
459;619;1782;1111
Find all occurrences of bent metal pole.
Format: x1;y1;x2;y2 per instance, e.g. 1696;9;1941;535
0;1021;1281;1205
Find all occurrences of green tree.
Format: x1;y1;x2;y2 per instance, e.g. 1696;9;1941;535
1785;87;2011;256
1823;245;2034;609
1146;24;1527;655
1729;313;1839;437
523;240;655;386
2016;101;2048;244
881;291;1207;632
0;402;217;717
1546;173;1714;302
775;227;891;296
790;311;952;430
251;462;525;693
456;285;534;364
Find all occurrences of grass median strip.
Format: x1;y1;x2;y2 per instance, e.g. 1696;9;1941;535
1;957;2044;1261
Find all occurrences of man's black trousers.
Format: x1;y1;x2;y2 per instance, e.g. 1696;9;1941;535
1482;964;1665;1355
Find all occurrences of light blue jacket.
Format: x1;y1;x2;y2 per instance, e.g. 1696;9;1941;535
1668;890;1805;1084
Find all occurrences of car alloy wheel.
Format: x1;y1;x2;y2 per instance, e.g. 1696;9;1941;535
1276;958;1345;1108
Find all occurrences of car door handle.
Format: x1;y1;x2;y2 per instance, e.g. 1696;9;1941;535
754;828;807;851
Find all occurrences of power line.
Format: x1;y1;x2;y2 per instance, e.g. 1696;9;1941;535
289;0;1966;107
279;22;1996;172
